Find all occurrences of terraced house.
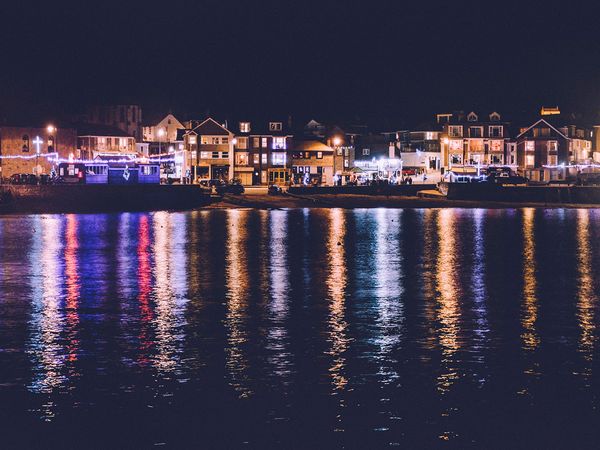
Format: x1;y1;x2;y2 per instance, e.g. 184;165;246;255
183;118;234;182
233;120;293;185
441;111;510;167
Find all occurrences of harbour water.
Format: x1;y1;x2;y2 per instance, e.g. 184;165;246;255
1;208;600;448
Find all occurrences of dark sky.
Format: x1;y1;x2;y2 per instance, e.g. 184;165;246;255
1;0;599;125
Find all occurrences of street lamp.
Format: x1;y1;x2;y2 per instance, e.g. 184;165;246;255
157;127;166;155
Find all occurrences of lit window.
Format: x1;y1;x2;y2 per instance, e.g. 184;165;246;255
272;137;286;149
272;152;286;165
240;122;251;133
222;137;229;144
261;137;268;148
236;152;249;165
200;151;210;159
261;154;267;164
344;159;349;168
548;141;558;152
317;151;323;159
253;154;259;164
212;137;219;144
236;137;248;149
188;135;197;145
525;154;535;167
448;126;462;137
525;141;535;152
252;137;260;148
548;154;558;165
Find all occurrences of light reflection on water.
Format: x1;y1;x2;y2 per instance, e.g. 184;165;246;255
2;208;600;447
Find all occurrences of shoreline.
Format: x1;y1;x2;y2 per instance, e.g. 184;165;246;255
206;193;600;210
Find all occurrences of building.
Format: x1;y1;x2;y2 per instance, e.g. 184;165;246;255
85;105;143;141
301;120;357;179
354;133;398;180
395;129;442;171
440;111;511;168
142;113;185;149
233;120;293;185
290;139;335;185
516;113;593;181
0;124;77;178
77;123;136;160
183;118;234;182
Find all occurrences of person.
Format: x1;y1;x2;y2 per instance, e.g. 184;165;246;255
407;177;413;185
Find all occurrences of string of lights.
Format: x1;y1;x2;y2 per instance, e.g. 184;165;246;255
0;153;175;164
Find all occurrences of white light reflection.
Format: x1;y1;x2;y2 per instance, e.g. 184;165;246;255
471;209;489;383
152;212;189;375
225;209;252;397
27;216;66;402
521;208;539;352
267;211;293;380
373;208;403;383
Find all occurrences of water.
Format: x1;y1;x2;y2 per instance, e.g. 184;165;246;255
1;208;599;448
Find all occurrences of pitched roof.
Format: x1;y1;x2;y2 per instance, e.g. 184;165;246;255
192;118;231;136
516;118;568;139
76;122;133;137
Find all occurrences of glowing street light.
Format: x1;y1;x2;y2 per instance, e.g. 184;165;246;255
332;136;342;147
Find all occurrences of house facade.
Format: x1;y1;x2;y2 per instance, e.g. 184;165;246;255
183;118;234;182
77;123;136;160
441;111;510;168
233;120;293;185
142;113;185;153
516;116;593;181
0;125;77;178
290;139;335;185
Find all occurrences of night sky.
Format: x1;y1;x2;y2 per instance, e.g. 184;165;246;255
1;0;599;125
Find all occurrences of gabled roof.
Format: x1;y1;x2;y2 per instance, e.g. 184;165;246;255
516;118;568;139
192;118;231;136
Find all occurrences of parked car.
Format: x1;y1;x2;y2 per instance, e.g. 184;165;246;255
216;180;245;195
268;184;283;195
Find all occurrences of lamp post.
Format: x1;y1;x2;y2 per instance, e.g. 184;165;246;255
332;136;342;186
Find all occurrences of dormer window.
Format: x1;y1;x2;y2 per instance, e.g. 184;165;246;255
240;122;251;133
269;122;282;131
467;112;478;122
489;112;501;121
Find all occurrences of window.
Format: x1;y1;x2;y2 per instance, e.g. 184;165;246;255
212;151;219;158
304;166;310;173
188;135;197;145
269;122;282;131
236;137;248;149
252;137;260;148
525;141;535;152
272;137;286;149
222;137;229;144
525;154;535;167
547;154;558;165
221;152;229;159
448;126;463;137
317;151;323;159
253;154;259;164
534;128;551;137
140;165;158;175
212;137;219;144
344;159;349;168
235;152;249;165
337;148;343;156
489;126;503;137
200;151;210;159
467;112;478;121
317;166;323;174
272;152;286;165
22;135;29;152
261;137;268;148
490;140;503;152
261;154;267;164
548;141;558;152
47;136;54;153
469;127;483;138
240;122;251;133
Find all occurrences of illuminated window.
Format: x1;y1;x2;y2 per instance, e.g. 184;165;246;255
188;135;197;145
261;137;268;148
253;154;259;164
272;137;286;149
317;152;323;159
222;137;229;144
362;148;370;155
490;140;503;152
240;122;251;133
525;141;535;152
212;137;219;144
344;159;349;168
236;152;249;165
525;154;535;167
272;152;286;165
252;137;260;148
548;141;558;152
261;154;267;164
200;151;210;159
547;154;557;165
236;137;248;149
